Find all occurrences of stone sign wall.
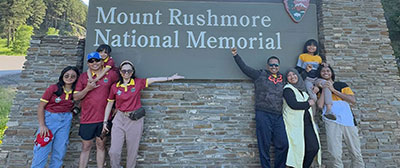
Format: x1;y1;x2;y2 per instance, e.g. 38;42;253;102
0;0;400;167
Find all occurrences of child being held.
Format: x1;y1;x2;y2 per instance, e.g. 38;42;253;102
295;39;336;120
87;44;116;82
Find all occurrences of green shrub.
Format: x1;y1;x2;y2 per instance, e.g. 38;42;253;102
47;27;60;36
12;25;34;54
0;87;16;144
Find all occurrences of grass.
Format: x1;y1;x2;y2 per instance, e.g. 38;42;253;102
0;38;25;56
0;86;17;144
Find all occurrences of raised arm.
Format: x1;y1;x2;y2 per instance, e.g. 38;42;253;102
147;73;184;85
231;48;260;80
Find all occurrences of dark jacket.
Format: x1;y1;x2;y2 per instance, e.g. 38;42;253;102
234;54;285;114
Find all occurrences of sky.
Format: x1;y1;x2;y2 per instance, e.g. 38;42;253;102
82;0;89;5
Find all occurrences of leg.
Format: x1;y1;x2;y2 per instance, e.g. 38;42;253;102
79;140;93;168
95;137;106;168
31;111;56;168
255;111;273;168
272;114;288;168
305;78;317;101
316;79;336;120
125;118;144;168
342;126;365;168
49;113;72;168
109;112;125;168
325;120;343;168
31;130;53;168
302;123;319;168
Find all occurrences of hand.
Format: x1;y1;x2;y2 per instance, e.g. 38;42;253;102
312;86;320;94
323;81;335;92
231;47;238;56
308;99;315;106
101;123;109;134
39;125;49;137
321;62;329;67
305;64;313;72
169;73;185;81
85;81;99;91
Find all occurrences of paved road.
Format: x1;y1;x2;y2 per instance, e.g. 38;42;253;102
0;70;21;86
0;56;25;86
0;56;25;70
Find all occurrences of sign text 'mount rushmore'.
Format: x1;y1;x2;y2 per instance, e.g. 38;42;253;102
94;7;281;50
85;0;317;79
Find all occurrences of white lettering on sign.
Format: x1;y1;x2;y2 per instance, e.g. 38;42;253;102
93;6;280;50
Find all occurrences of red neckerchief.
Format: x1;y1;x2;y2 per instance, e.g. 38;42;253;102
268;74;283;84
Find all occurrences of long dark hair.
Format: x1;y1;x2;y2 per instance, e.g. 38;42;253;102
118;61;136;84
54;66;80;99
303;39;319;55
317;64;335;81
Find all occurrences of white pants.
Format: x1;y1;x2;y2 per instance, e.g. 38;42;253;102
325;120;365;168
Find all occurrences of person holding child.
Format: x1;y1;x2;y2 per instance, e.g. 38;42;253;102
317;65;365;168
102;60;184;168
295;39;336;120
74;52;119;168
87;44;117;83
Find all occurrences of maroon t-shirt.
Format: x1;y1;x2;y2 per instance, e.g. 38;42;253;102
107;78;148;112
40;84;73;113
75;70;118;124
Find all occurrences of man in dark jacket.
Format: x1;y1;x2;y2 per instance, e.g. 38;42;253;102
231;48;288;168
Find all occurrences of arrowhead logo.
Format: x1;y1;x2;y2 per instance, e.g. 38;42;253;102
283;0;310;23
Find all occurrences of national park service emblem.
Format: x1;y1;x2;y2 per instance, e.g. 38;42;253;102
283;0;310;23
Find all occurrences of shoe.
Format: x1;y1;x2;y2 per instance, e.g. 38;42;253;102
324;113;336;120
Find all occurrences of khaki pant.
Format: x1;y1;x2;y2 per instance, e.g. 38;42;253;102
325;120;365;168
109;111;144;168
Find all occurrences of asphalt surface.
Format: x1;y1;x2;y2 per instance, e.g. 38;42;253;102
0;70;21;86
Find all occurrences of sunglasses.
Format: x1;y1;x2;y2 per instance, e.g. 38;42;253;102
88;58;101;63
63;74;76;79
269;63;279;67
120;69;134;74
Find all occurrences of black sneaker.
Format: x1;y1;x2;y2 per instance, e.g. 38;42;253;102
324;113;337;120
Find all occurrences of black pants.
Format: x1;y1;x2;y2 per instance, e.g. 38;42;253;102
303;111;320;168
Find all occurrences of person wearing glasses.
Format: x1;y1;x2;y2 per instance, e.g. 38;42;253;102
31;66;80;168
102;60;184;168
231;48;288;168
74;52;119;168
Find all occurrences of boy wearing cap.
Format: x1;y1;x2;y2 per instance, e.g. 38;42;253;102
74;52;119;168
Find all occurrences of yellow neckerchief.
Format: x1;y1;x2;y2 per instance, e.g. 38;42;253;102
63;86;73;100
116;79;135;92
272;74;277;78
91;71;96;77
103;56;109;63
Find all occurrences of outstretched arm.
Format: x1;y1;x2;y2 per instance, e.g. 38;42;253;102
231;48;260;80
147;73;185;85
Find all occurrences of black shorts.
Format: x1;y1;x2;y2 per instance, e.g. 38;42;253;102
79;122;104;140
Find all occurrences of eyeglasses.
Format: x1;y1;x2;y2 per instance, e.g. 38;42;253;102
63;74;76;79
120;70;133;74
88;58;101;63
269;63;279;67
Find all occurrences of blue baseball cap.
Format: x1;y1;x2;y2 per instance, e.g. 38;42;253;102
87;52;101;61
